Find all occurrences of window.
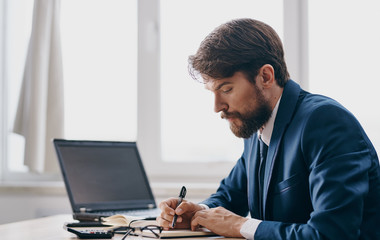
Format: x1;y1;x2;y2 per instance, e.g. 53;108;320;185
1;0;298;183
137;0;285;181
160;0;284;163
1;0;137;179
4;0;34;173
308;0;380;152
61;0;138;141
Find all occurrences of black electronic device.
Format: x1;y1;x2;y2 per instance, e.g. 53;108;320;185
66;227;114;239
53;139;160;222
64;221;112;228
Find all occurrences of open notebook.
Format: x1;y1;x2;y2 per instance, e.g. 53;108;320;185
104;217;218;239
141;228;218;239
53;139;160;222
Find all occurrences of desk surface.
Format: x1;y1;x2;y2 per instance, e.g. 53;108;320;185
0;214;239;240
0;214;75;240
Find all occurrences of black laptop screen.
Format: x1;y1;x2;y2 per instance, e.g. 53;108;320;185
55;140;154;208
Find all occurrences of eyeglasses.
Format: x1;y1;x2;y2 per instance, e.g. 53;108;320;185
119;220;163;239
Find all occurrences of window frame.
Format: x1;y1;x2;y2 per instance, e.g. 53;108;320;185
0;0;6;181
0;0;307;183
136;0;235;182
137;0;308;183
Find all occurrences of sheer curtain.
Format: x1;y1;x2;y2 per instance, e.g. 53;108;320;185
13;0;64;173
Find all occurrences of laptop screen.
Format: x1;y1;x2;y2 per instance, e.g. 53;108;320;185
54;139;156;212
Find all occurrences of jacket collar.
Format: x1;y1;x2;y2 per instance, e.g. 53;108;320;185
262;79;301;216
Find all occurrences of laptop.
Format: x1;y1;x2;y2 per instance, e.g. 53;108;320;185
53;139;161;222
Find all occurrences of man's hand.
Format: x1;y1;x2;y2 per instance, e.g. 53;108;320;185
191;206;248;238
156;198;204;230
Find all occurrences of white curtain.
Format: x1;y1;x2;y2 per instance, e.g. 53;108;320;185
13;0;64;173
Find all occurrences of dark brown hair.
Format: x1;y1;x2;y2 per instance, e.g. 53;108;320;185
188;18;289;87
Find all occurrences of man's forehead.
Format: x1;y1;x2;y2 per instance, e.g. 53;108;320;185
204;79;217;91
202;74;222;90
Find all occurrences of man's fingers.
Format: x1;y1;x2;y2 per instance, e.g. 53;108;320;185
158;198;177;215
190;214;207;231
156;216;172;230
157;198;202;230
174;201;198;214
157;198;187;230
158;197;177;209
190;210;207;230
157;215;184;230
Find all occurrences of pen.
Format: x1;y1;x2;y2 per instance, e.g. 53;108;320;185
171;186;187;228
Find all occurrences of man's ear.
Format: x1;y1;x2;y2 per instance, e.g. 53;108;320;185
259;64;275;88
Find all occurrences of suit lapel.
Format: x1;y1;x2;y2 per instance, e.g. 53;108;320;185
247;134;262;219
262;80;301;218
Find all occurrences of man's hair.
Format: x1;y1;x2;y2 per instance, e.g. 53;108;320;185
188;18;290;87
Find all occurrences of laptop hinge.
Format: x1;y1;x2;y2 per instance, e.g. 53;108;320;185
79;207;88;213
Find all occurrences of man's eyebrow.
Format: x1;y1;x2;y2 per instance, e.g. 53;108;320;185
214;81;232;91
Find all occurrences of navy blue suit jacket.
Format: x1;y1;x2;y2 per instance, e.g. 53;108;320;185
202;80;380;239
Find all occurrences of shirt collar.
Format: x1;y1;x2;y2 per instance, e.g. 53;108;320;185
258;95;282;146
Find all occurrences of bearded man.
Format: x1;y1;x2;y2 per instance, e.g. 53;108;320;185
157;18;380;240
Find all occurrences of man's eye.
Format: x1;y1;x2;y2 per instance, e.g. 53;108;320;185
222;88;232;93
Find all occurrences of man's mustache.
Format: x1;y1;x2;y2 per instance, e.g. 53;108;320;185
221;111;243;120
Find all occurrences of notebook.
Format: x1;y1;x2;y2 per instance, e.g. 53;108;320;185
53;139;161;222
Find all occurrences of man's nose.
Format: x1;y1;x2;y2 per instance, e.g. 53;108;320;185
214;95;228;113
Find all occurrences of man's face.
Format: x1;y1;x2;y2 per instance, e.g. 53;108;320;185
205;72;272;138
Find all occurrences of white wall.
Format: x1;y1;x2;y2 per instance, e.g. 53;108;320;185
0;184;71;224
0;183;217;224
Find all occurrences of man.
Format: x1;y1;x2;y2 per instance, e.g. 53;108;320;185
156;18;380;239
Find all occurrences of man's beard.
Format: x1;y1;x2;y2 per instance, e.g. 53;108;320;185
221;90;272;139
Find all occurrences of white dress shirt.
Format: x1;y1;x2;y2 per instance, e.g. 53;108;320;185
240;96;281;239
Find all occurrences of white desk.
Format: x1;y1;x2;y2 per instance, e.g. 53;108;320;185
0;214;239;240
0;214;76;240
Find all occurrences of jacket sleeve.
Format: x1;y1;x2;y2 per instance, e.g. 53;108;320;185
200;153;250;217
255;104;376;240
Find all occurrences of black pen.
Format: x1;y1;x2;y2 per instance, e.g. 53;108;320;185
171;186;187;228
